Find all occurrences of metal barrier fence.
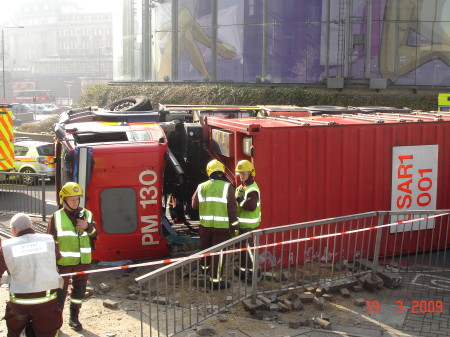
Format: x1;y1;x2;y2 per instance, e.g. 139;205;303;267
0;172;48;220
136;210;450;337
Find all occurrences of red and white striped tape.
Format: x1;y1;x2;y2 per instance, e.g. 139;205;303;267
60;212;449;277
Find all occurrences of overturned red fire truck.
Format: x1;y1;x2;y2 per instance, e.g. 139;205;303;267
54;98;450;262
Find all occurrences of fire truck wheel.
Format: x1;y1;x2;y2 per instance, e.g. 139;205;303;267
105;96;152;112
20;168;37;186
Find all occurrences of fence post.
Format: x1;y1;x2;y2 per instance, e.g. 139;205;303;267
371;214;384;281
251;233;260;304
41;176;46;221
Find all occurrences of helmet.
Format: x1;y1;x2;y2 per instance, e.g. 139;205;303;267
206;159;225;177
235;160;255;176
59;182;83;204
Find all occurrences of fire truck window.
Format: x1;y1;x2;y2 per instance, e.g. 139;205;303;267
73;132;128;144
127;130;151;141
100;188;138;234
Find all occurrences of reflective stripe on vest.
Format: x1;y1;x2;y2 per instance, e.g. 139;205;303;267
198;180;230;228
55;209;93;266
2;233;62;293
10;290;57;305
236;182;261;229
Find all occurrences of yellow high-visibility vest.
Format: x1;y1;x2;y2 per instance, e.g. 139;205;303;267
0;104;14;171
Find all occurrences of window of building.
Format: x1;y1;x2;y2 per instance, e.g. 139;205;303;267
249;0;255;16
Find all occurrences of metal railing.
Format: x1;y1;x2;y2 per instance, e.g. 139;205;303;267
136;210;450;337
0;172;48;220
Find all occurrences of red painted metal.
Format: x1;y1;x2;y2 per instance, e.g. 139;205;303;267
62;121;169;261
205;115;450;264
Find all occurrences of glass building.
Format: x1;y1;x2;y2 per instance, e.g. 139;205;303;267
113;0;450;88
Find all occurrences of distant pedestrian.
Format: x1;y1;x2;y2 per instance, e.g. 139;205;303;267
0;213;63;337
192;159;238;289
47;182;97;331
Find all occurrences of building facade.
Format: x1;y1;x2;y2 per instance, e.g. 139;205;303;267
113;0;450;89
2;0;113;103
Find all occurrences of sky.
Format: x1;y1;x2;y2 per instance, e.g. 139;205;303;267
0;0;113;25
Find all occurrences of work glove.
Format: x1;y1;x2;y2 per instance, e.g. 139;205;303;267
236;196;244;204
75;221;85;235
231;224;240;237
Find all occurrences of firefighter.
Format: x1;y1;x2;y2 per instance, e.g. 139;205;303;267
192;159;238;289
47;182;97;332
235;160;261;282
0;213;63;337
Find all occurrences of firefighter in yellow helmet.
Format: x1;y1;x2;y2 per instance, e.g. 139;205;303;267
234;159;261;282
47;182;97;332
192;159;238;289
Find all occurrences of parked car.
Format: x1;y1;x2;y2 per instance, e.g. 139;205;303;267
28;104;46;114
10;103;31;114
12;115;22;127
13;140;55;185
43;103;58;114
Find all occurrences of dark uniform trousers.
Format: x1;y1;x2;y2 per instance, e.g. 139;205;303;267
199;226;230;279
4;291;62;337
238;228;255;272
57;264;90;308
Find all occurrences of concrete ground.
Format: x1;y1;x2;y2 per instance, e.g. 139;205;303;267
1;212;449;337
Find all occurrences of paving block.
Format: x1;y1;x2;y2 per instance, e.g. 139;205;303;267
126;293;138;300
152;296;169;305
262;311;278;321
243;299;264;313
291;296;304;310
323;276;358;293
314;296;325;311
283;299;293;310
315;285;325;297
312;317;331;330
257;295;272;305
277;302;290;312
128;285;140;294
351;284;364;293
354;258;402;288
353;298;366;307
298;292;315;303
322;294;334;301
269;304;279;311
99;282;112;293
339;288;351;298
288;320;301;329
320;313;331;322
197;326;216;336
359;272;384;291
103;299;119;309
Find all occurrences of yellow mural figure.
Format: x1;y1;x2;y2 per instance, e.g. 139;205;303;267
154;7;237;81
380;0;450;79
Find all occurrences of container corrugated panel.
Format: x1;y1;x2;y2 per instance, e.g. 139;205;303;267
206;116;450;264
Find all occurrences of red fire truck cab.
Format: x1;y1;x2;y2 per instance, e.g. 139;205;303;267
54;109;171;261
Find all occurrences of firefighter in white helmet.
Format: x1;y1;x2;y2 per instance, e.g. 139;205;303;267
235;159;261;282
0;213;63;337
47;182;97;332
192;159;238;289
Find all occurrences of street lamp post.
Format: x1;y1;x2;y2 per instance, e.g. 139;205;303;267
98;46;107;77
64;81;73;105
2;26;24;102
